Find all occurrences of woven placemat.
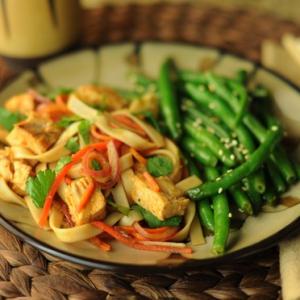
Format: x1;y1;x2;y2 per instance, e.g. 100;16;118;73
1;3;300;299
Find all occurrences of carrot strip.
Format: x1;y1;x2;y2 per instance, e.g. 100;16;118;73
130;148;147;165
90;236;112;252
143;171;160;192
112;115;146;137
91;125;112;141
64;176;73;185
92;221;192;254
77;180;95;211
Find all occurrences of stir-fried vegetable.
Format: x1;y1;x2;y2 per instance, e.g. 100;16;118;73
146;155;173;177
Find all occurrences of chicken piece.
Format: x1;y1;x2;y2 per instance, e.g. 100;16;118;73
5;93;35;115
11;161;32;195
58;176;106;225
0;149;13;181
131;173;189;220
6;113;62;154
75;85;124;111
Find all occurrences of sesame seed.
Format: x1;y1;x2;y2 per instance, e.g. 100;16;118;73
216;177;221;181
230;154;235;160
218;150;224;155
271;125;278;131
218;187;223;194
227;169;232;173
232;140;238;146
209;103;216;109
228;213;232;218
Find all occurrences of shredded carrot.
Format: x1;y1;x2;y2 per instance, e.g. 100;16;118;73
130;148;147;165
143;171;160;192
55;94;68;106
64;176;73;185
112;115;147;137
77;180;95;212
39;142;108;227
91;125;112;141
92;221;192;254
90;236;112;252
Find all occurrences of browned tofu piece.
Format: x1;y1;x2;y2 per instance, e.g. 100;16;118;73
11;161;32;195
131;174;189;221
75;85;124;111
0;149;13;181
6;114;62;154
58;177;106;225
5;93;35;115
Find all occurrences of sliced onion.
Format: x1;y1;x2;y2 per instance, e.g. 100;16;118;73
133;222;178;241
107;140;120;183
82;149;111;181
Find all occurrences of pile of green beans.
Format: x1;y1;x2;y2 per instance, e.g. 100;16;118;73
131;59;298;255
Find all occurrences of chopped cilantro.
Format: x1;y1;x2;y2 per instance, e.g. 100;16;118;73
55;156;72;173
46;87;74;101
108;199;130;215
78;120;91;145
57;116;81;128
26;169;56;208
0;108;26;131
133;205;182;228
65;137;80;153
91;159;101;171
146;155;173;177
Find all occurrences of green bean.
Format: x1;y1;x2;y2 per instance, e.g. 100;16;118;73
263;183;277;206
186;127;282;200
177;69;207;84
229;184;253;215
181;136;218;167
184;83;256;152
244;177;263;214
243;113;296;184
235;69;248;84
182;151;201;177
182;100;231;138
205;167;230;255
197;199;215;232
158;59;182;140
266;160;286;194
249;169;266;194
183;118;236;167
184;82;269;193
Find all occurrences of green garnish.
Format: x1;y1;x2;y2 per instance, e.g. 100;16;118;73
65;137;80;153
55;156;72;173
0;108;26;131
91;159;101;171
78;120;91;145
133;205;181;228
57;116;81;128
26;169;56;208
108;199;130;216
139;111;162;132
46;87;74;101
146;155;173;177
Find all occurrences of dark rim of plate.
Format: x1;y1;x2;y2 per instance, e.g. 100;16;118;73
1;42;300;273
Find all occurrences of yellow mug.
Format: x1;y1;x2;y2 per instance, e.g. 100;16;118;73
0;0;80;67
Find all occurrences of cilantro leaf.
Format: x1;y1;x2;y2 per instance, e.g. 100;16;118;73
108;199;130;216
91;159;101;170
26;169;56;208
78;120;91;145
57;116;81;128
65;137;80;153
55;156;72;174
146;155;173;177
133;205;182;228
46;87;74;101
0;108;26;131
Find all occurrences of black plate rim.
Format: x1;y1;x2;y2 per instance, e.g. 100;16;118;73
1;42;300;273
